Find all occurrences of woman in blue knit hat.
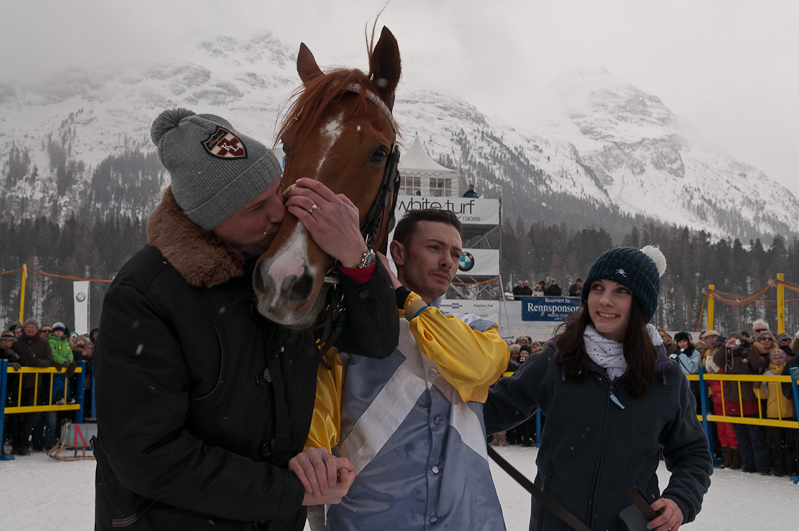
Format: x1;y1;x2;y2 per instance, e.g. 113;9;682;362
485;246;712;531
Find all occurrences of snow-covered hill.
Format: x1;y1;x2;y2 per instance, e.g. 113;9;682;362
1;31;796;241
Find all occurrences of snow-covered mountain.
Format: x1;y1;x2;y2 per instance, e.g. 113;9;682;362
1;31;796;242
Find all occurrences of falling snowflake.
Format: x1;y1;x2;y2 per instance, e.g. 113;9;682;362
616;268;627;277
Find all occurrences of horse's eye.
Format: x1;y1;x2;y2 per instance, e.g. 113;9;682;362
370;148;387;164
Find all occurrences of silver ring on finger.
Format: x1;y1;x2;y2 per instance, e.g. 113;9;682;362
308;203;318;215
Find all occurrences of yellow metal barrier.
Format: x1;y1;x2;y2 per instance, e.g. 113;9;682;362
4;366;83;414
686;372;799;429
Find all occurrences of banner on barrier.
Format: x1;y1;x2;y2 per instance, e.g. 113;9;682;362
394;197;500;226
440;300;500;323
521;296;581;322
457;249;499;277
73;281;90;335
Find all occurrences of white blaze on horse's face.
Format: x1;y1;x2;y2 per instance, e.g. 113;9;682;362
314;113;344;177
257;222;319;325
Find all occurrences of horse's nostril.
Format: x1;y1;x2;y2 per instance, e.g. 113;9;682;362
288;272;314;302
253;266;265;294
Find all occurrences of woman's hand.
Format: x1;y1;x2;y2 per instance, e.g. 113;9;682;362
646;497;684;531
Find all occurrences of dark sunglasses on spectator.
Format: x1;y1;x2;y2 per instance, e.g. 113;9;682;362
760;337;773;342
754;328;768;332
74;343;86;348
41;329;52;333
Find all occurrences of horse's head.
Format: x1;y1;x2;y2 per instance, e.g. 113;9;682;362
253;26;401;328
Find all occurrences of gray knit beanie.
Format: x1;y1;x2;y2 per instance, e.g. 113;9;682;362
150;108;282;230
22;318;40;330
581;246;667;323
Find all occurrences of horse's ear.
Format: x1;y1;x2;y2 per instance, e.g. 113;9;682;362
297;43;323;84
370;27;401;110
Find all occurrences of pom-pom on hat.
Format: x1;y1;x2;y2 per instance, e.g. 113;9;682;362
581;245;666;323
150;108;282;231
769;348;787;365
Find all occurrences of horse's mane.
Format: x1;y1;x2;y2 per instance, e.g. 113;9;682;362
276;68;390;149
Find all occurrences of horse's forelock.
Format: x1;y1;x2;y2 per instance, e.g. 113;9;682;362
276;69;400;154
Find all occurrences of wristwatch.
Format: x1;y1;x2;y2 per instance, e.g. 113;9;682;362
357;248;377;269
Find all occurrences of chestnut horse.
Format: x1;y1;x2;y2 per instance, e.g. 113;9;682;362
253;27;401;329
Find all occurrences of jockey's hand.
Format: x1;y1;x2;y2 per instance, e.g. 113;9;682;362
284;178;368;268
647;497;684;531
288;447;355;504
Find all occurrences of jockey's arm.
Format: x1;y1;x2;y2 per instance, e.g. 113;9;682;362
402;291;508;403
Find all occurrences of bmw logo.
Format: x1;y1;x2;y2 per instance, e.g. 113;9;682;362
459;252;475;272
76;292;87;302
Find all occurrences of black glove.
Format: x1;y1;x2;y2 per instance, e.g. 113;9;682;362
3;348;20;363
9;362;21;371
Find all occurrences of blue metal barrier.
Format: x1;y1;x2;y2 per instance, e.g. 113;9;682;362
0;359;9;461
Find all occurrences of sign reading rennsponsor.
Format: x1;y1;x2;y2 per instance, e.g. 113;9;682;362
440;300;500;323
521;296;581;322
394;197;500;226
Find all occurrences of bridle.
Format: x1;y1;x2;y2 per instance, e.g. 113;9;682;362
347;83;401;251
316;82;402;353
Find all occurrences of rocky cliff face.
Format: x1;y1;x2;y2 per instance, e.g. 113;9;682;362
1;33;796;242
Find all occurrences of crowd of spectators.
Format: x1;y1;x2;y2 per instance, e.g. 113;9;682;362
1;318;97;456
511;278;581;300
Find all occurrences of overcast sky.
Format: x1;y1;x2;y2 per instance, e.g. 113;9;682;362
3;0;797;196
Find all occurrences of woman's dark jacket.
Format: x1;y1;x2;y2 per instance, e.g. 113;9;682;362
484;341;712;531
93;188;399;531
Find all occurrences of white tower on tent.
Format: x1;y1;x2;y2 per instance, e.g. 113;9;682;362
398;136;459;197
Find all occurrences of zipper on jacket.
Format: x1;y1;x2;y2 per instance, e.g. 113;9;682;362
586;376;624;528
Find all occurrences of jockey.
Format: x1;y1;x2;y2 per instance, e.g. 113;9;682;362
306;208;509;530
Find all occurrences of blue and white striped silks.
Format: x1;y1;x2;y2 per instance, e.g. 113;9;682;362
325;300;507;531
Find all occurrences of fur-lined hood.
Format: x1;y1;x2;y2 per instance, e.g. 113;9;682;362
147;186;245;288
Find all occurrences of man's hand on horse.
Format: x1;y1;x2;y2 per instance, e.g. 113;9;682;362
285;178;368;267
288;446;356;506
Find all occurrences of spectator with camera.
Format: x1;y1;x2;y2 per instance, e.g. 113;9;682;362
713;331;770;474
671;332;701;375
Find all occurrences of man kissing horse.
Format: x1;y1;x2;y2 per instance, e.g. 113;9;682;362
92;26;402;531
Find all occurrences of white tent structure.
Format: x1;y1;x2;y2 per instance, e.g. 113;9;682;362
399;136;459;197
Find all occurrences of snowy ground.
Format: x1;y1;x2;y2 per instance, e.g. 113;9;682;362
1;445;796;530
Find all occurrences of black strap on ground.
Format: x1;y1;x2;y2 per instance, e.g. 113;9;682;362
487;446;592;531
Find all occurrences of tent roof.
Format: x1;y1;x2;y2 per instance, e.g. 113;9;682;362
399;136;456;175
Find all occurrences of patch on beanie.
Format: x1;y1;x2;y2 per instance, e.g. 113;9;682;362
202;127;248;159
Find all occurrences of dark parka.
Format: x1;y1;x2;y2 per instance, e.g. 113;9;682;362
712;343;764;403
93;189;399;531
11;333;52;388
484;341;712;531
